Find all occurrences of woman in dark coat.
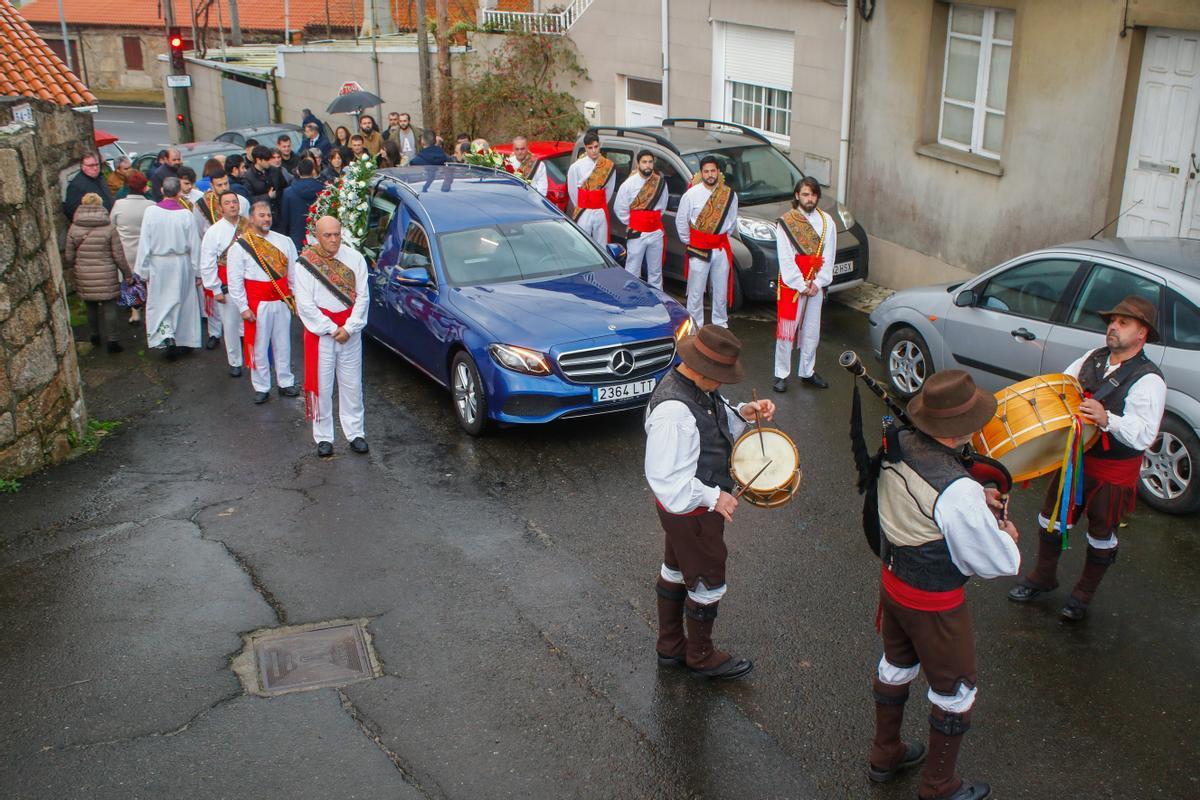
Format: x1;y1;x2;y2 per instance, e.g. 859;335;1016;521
65;193;132;352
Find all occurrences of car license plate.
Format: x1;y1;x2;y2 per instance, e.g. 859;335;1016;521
593;378;656;403
833;260;855;276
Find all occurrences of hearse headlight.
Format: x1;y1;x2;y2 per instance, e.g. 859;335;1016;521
735;216;775;241
836;202;856;229
674;317;696;343
488;343;551;376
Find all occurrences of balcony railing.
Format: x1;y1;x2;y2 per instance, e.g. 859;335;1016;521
480;0;595;35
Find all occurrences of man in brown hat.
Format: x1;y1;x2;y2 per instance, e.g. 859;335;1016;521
867;369;1020;800
644;326;775;680
1008;295;1165;621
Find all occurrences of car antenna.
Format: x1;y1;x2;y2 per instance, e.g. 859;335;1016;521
1089;199;1142;240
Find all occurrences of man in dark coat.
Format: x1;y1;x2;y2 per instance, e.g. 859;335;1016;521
224;155;254;202
281;159;326;250
149;148;182;200
64;153;114;221
410;130;449;166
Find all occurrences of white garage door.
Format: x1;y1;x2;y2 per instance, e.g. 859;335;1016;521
716;23;795;140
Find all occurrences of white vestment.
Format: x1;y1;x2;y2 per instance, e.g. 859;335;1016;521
226;230;298;393
294;244;370;443
614;171;669;289
199;217;247;367
675;182;739;328
567;155;615;247
135;203;202;349
773;208;836;379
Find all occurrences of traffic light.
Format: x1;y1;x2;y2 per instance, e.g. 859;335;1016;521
168;27;184;70
175;112;185;127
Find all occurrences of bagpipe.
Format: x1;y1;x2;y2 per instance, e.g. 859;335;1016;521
839;351;1012;557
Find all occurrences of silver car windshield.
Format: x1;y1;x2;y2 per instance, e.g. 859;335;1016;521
682;145;802;205
439;219;608;287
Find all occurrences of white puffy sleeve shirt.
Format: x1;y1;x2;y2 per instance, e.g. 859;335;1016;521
935;478;1021;578
293;244;370;336
776;208;836;292
644;398;749;514
1063;352;1167;451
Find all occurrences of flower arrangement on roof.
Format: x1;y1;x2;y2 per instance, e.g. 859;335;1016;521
305;153;376;247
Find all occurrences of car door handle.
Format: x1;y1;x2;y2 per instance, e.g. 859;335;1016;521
1010;327;1037;341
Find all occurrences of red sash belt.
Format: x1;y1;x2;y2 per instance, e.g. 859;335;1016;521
242;277;290;371
775;255;824;342
881;566;964;612
1083;454;1142;488
577;187;610;243
203;265;231;318
304;306;354;422
629;209;663;233
655;499;710;517
686;229;735;307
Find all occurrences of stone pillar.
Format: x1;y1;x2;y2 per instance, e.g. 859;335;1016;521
0;120;87;478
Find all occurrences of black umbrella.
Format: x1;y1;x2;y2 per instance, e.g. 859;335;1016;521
327;90;384;114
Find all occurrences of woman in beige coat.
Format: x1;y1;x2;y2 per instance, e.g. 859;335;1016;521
65;193;131;353
108;170;153;325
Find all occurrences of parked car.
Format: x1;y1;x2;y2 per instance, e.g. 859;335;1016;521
582;119;869;309
359;165;693;434
868;237;1200;515
215;123;307;151
132;141;243;178
491;140;573;212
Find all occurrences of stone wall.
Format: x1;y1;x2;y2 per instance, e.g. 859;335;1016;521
0;100;89;478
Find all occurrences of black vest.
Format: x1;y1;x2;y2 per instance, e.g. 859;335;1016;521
1077;347;1163;460
881;430;971;592
646;369;736;492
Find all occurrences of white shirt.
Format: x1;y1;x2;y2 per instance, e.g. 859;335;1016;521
506;155;549;196
293;243;370;336
644;396;749;514
566;154;615;210
195;193;249;240
199;217;242;294
776;208;837;291
1064;350;1167;451
226;229;298;313
134;204;200;279
675;182;738;244
614;171;668;226
934;478;1021;578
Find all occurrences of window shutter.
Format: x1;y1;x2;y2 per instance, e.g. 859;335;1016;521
123;37;144;71
723;24;794;91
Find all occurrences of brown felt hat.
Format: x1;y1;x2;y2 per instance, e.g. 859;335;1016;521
1100;295;1159;343
906;369;997;439
676;324;745;385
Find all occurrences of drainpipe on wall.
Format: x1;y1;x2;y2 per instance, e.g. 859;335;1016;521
836;2;855;204
661;0;669;116
270;67;282;124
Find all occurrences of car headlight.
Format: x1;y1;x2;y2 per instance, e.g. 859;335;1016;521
488;344;551;375
674;317;695;343
735;216;775;241
836;202;856;230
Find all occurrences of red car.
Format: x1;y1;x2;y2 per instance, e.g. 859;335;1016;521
491;139;573;212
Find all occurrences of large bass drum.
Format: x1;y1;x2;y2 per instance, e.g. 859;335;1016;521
972;373;1099;483
730;428;802;508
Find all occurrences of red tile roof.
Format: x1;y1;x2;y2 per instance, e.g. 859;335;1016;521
0;0;96;105
16;0;532;34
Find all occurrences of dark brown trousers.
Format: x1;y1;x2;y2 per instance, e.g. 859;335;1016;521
656;506;727;593
1024;471;1121;603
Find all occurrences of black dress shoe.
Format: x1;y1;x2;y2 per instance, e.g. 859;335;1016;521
316;441;334;457
656;652;686;668
801;372;829;389
165;340;178;361
927;779;992;800
279;384;300;398
349;437;369;454
1007;581;1056;603
1060;597;1088;621
205;335;220;350
229;366;243;378
867;742;926;783
106;340;124;354
772;378;787;393
688;656;754;681
254;391;270;404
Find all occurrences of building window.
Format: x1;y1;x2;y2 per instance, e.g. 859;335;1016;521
729;81;792;138
939;4;1013;159
123;37;144;71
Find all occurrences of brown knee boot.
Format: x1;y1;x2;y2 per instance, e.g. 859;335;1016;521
1063;546;1117;620
868;679;924;781
655;577;687;665
684;600;753;680
1024;529;1064;589
918;708;971;799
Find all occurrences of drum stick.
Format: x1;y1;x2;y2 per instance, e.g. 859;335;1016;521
735;459;773;499
751;389;766;456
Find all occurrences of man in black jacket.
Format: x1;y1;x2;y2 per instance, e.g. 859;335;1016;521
63;153;114;221
224;155;254;202
281;159;325;250
409;130;449;166
276;134;301;175
150;148;182;200
245;145;288;229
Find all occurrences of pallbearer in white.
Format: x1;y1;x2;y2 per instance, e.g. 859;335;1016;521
505;136;549;197
198;191;249;377
773;177;836;392
294;216;370;457
614;150;668;289
194;170;250;356
135;176;202;359
675;156;738;328
567;131;615;247
226;202;299;404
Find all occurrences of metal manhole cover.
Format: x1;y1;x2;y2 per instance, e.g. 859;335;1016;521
248;621;375;695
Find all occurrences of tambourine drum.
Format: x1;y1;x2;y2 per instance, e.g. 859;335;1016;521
972;374;1099;483
730;428;802;508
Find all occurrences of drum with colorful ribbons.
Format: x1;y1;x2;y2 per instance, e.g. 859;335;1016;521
730;428;802;508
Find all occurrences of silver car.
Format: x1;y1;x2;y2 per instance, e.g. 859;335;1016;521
868;238;1200;515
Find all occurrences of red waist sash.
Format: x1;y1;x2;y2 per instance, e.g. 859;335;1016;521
881;565;965;612
304;306;354;421
628;209;664;233
686;229;735;307
1083;454;1142;488
242;277;291;371
655;499;709;517
576;188;610;243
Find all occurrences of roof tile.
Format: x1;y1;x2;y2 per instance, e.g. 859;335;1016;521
1;0;96;105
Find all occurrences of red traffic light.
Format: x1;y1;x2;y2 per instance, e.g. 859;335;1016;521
168;26;185;70
170;36;183;48
175;113;185;123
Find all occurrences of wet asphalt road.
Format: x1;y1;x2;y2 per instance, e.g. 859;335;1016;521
1;298;1197;799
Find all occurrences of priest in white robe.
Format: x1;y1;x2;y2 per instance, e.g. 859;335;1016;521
135;176;202;358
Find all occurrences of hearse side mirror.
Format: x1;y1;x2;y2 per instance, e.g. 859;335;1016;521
394;266;431;287
954;289;977;307
606;243;627;266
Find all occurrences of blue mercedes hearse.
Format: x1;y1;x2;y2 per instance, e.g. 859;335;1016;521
360;165;693;434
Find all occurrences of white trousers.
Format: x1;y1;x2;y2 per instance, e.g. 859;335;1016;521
249;300;294;393
625;230;664;289
577;208;608;248
686;251;730;328
774;290;824;379
312;331;365;443
211;297;244;367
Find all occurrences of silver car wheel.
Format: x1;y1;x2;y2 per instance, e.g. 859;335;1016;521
453;362;478;425
888;340;927;395
1141;431;1191;501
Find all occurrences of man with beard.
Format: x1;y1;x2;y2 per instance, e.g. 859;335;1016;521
567;132;615;247
227;202;300;404
384;112;418;165
358;115;383;157
505;136;549;197
614;150;668;290
773;177;836;392
276;134;300;175
199;191;249;376
1007;296;1165;621
150;147;182;200
135;177;202;359
675;155;738;328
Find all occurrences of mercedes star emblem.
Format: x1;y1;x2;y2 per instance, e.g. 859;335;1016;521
609;349;635;376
